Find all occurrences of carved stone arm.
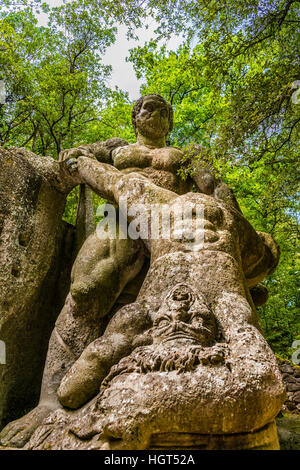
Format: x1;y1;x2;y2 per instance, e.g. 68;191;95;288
72;156;176;209
58;138;129;164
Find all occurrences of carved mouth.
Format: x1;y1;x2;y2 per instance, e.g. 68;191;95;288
156;324;213;345
161;333;201;344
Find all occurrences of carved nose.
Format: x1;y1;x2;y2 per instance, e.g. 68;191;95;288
171;321;180;332
171;309;189;323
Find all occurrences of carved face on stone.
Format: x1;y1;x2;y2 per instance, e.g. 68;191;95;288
133;95;172;139
152;284;216;347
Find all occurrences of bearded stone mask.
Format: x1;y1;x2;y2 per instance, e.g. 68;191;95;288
151;283;217;347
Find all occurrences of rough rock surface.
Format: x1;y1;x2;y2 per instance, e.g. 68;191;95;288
277;358;300;413
24;158;285;450
0;95;289;450
0;147;75;428
276;413;300;450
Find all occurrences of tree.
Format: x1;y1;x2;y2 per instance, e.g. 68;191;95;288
0;2;116;156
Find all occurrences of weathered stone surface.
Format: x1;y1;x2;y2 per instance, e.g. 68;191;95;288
24;155;285;450
0;95;286;450
280;364;294;374
27;413;280;450
277;358;300;413
293;392;300;403
286;383;300;392
0;147;75;428
282;373;297;383
148;421;280;450
0;95;212;447
276;413;300;450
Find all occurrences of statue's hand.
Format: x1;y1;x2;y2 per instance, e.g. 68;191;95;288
65;157;78;174
58;146;94;162
59;156;83;189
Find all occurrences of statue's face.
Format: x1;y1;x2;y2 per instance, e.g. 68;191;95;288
136;96;170;139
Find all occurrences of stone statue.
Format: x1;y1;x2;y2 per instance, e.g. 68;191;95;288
0;94;238;447
23;152;285;450
0;94;284;450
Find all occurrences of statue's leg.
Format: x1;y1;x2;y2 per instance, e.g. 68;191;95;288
24;302;151;450
57;300;152;409
0;227;145;447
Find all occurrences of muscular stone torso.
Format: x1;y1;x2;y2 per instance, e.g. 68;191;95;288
112;143;192;195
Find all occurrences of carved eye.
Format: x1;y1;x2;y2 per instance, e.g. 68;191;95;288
161;109;168;118
144;104;153;112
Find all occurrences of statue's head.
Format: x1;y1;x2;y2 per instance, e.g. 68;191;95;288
131;94;173;138
152;283;216;347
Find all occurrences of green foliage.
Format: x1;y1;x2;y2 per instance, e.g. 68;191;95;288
62;186;79;226
82;89;136;144
0;2;116;156
62;187;107;228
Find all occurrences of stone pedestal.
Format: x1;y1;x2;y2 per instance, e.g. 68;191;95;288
149;421;280;450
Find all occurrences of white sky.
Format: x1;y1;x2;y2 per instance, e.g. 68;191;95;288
36;1;184;100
